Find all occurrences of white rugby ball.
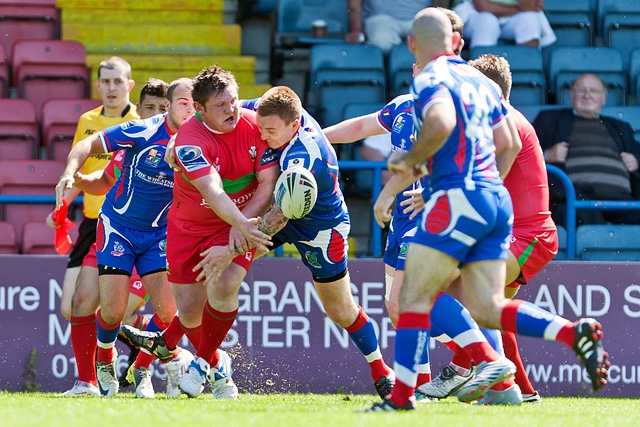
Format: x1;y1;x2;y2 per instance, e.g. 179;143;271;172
274;166;318;219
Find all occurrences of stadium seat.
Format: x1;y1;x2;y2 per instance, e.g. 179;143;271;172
310;44;386;127
600;105;640;143
470;45;547;105
388;43;415;97
544;0;594;47
0;220;19;254
597;0;640;37
576;224;640;261
513;104;563;123
271;0;348;81
12;40;90;123
629;48;640;98
0;2;59;63
21;220;78;255
41;98;102;161
0;159;65;247
0;43;8;98
602;13;640;70
548;47;626;106
0;99;40;160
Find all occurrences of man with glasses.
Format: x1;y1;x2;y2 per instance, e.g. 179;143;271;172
533;73;640;227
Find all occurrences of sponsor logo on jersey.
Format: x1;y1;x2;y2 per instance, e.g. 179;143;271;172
176;145;209;172
286;158;304;170
261;148;278;166
145;148;162;166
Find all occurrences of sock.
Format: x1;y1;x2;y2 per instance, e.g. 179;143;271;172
416;348;431;387
163;316;186;350
70;314;98;386
134;313;171;369
501;300;575;347
431;319;473;373
388;312;430;408
132;313;149;330
480;328;504;356
183;324;202;350
96;309;121;363
198;302;237;366
345;305;391;382
502;331;535;394
431;292;499;365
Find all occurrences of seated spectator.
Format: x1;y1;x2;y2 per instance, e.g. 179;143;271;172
346;0;448;54
452;0;556;49
533;73;640;227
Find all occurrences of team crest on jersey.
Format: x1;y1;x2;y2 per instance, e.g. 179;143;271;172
249;146;257;160
176;145;209;172
110;241;125;257
305;251;322;268
145;149;162;166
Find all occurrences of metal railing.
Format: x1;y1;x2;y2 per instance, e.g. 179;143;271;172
2;163;640;259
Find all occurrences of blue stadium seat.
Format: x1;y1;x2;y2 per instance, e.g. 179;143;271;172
548;47;626;106
600;105;640;143
544;0;594;47
471;45;547;105
602;14;640;70
388;43;414;97
513;104;563;123
629;48;640;98
576;224;640;261
310;44;386;127
597;0;640;36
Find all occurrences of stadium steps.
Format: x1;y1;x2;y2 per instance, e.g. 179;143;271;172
57;0;270;100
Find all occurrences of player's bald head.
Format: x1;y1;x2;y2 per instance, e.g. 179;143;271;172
412;7;453;53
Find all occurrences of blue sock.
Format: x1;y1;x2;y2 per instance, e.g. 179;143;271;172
348;316;379;356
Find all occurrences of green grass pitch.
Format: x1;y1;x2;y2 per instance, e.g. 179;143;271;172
1;392;637;427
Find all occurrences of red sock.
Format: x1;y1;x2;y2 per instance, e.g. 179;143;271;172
502;331;535;394
132;313;149;330
345;305;391;381
462;341;499;365
163;316;186;350
416;371;431;388
183;324;202;350
197;302;237;365
70;314;98;386
450;344;473;371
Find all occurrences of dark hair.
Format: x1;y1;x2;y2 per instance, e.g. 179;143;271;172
167;78;194;102
468;54;512;100
192;65;238;107
97;56;132;80
139;78;169;105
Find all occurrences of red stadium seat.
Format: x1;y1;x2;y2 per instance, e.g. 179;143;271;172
0;3;59;63
21;220;79;255
0;43;8;98
41;98;102;161
0;220;19;254
12;40;90;123
0;159;65;247
0;99;40;159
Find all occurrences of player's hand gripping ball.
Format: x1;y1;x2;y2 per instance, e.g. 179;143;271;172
274;166;318;219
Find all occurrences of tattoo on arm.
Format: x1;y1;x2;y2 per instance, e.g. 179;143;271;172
258;205;288;236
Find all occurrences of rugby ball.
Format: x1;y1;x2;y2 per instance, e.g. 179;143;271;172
274;166;318;219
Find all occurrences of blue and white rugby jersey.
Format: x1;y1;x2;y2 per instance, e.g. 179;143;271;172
378;94;430;223
242;98;349;231
411;55;508;192
98;115;175;230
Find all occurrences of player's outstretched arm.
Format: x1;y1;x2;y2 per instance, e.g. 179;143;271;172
323;112;384;144
55;133;104;210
